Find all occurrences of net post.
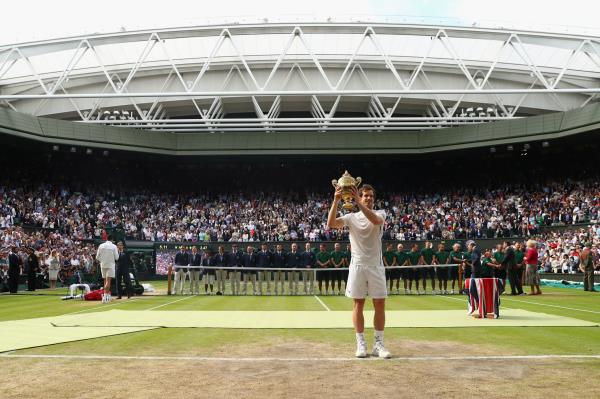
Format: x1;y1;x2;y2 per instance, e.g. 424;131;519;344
167;264;173;295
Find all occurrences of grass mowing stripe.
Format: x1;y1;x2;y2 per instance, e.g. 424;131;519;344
63;297;142;315
502;297;600;314
314;295;331;311
2;353;600;361
145;296;194;311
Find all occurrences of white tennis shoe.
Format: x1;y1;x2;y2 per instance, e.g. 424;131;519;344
372;342;392;359
355;342;368;358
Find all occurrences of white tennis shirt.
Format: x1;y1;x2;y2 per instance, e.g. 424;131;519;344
96;240;119;269
340;209;385;267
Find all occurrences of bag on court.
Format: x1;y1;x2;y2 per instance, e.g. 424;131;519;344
84;289;104;301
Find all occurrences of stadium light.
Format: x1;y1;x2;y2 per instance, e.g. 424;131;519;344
489;147;496;153
542;141;550;148
86;148;93;155
507;145;514;151
102;150;109;156
52;145;59;151
70;147;76;153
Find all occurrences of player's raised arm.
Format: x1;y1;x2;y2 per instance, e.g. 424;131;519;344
327;186;345;229
351;186;383;225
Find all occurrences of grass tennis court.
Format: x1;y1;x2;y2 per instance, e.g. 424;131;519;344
1;284;599;398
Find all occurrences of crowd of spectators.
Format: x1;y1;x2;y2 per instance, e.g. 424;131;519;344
2;179;600;244
534;225;600;274
2;217;599;293
0;226;96;286
1;179;599;292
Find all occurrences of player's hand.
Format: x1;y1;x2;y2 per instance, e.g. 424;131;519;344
334;186;343;201
350;185;360;203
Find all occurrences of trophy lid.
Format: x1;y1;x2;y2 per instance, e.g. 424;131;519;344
338;170;355;186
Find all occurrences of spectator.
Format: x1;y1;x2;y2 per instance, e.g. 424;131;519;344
48;249;60;290
524;240;542;295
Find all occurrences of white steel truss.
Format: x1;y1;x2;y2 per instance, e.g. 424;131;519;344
0;22;598;133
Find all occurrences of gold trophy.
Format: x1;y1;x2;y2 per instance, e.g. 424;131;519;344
332;170;362;210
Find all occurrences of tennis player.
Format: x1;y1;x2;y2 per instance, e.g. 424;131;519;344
327;183;391;359
96;236;119;303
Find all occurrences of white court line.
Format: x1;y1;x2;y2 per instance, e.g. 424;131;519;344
501;297;600;315
2;353;599;362
145;295;194;311
314;295;331;311
437;295;465;302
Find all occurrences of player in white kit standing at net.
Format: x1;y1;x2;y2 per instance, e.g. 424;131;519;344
327;183;391;358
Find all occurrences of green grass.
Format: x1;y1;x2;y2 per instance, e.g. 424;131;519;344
1;285;598;356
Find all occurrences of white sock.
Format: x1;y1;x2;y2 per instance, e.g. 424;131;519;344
374;330;384;343
356;332;366;344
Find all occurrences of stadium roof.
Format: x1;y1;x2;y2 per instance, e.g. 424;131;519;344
1;21;599;133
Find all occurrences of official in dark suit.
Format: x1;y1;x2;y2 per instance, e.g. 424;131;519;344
8;247;21;294
172;246;189;295
189;246;202;295
256;243;273;295
226;244;243;295
116;242;133;299
214;246;227;295
201;249;216;294
272;244;287;295
25;248;39;291
286;243;302;295
466;240;482;278
242;246;258;295
502;241;523;295
301;242;316;295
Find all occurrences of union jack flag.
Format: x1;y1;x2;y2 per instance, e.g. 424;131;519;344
464;278;504;318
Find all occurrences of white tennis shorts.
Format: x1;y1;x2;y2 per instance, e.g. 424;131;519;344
345;264;388;299
101;266;115;278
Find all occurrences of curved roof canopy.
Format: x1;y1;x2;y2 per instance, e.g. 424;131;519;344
1;22;599;132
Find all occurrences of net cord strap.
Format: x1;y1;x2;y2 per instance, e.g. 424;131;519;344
171;264;462;272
